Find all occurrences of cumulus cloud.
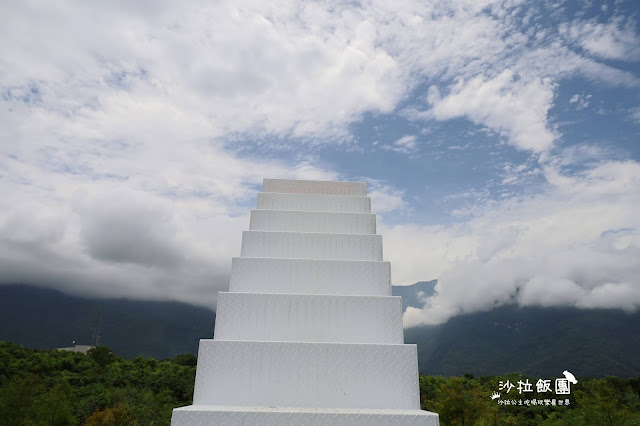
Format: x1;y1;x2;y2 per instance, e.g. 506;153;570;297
1;0;639;314
0;1;405;140
427;70;557;152
76;189;188;267
385;158;640;326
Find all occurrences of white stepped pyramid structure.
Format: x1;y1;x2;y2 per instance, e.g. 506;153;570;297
172;178;440;425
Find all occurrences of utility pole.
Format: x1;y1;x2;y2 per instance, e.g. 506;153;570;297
94;303;102;346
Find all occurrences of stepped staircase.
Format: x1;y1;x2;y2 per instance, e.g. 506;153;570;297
172;178;439;425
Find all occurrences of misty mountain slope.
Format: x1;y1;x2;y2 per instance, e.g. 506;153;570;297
2;284;639;377
0;284;215;359
404;304;640;378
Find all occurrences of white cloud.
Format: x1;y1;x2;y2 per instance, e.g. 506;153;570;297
0;154;340;305
382;135;419;155
561;17;640;61
0;0;406;142
367;182;407;214
569;93;592;110
1;0;639;312
388;158;640;326
427;70;557;152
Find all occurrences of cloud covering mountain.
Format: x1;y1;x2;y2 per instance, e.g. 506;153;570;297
1;0;639;322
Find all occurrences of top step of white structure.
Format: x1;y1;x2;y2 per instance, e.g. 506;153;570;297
263;178;367;196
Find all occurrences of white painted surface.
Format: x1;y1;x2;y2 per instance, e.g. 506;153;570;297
172;406;439;425
229;257;391;296
241;231;383;261
250;210;376;234
172;178;439;425
263;178;367;196
214;293;403;344
193;340;420;410
257;192;371;213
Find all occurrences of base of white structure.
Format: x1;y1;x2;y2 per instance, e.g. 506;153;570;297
192;340;420;409
172;405;439;425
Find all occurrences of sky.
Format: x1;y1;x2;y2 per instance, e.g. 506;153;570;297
1;0;639;327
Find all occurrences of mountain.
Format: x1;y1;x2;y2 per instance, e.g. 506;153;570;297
2;283;639;378
393;280;640;377
402;304;640;378
0;284;215;359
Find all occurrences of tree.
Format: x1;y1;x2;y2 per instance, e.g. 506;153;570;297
431;377;487;425
89;346;116;368
0;375;40;425
173;353;197;367
84;405;137;426
34;381;77;426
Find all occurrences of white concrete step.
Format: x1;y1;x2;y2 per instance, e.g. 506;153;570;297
257;192;371;213
263;178;366;196
214;293;403;344
250;210;376;234
193;340;420;410
229;257;391;296
241;231;383;261
172;405;439;425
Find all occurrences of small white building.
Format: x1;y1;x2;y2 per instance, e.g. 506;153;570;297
57;341;95;354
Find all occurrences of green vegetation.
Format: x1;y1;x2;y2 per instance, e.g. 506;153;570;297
1;341;639;425
420;373;640;425
0;342;195;425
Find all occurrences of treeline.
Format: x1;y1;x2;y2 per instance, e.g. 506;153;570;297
0;342;195;425
420;374;640;425
1;341;639;425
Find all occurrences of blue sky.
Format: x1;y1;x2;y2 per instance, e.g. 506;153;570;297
1;0;639;326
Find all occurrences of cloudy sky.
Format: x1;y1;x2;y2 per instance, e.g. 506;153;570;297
1;0;639;326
